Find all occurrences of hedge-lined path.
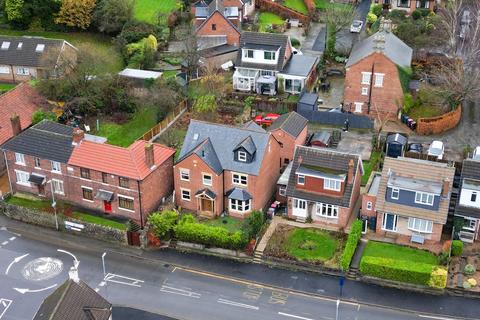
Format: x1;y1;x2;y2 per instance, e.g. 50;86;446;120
349;239;367;275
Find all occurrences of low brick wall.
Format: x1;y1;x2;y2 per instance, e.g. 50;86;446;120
416;106;461;135
0;202;127;244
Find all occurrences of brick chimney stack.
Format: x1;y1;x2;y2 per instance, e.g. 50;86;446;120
10;114;21;136
373;33;386;53
348;159;355;184
442;178;450;197
145;143;155;168
72;128;84;145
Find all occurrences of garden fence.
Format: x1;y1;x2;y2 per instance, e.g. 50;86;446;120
138;100;188;142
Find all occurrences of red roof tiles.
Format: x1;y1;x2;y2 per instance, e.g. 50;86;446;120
0;83;46;145
68;140;175;180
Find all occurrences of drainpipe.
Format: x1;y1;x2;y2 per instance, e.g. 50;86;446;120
367;63;375;114
3;151;13;197
137;180;144;229
10;65;15;83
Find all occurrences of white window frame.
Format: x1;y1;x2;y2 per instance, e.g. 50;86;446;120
180;169;190;181
238;151;247;162
391;188;400;200
471;192;477;202
297;174;305;185
279;186;286;196
232;173;248;186
15;153;25;165
354;102;363;113
81;186;94;202
229;198;251;212
15;170;30;187
293;198;307;210
244;49;254;58
361;87;368;95
16;67;29;76
361;72;371;84
374;73;384;87
202;173;212;186
52;179;64;195
51;161;61;173
118;194;135;212
382;213;398;232
181;188;191;201
415;191;434;206
315;203;339;218
324;178;341;191
408;217;433;233
34;157;41;168
0;66;9;74
366;201;373;210
463;217;477;232
264;51;276;60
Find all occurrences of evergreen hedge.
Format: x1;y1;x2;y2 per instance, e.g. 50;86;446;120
340;220;363;270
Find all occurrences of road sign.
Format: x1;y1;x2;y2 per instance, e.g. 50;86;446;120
0;299;12;319
339;276;345;287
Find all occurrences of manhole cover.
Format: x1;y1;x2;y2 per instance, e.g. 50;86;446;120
22;257;63;281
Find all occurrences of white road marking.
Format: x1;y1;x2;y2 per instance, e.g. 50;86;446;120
5;254;29;275
8;237;15;241
278;312;315;320
99;281;106;287
418;315;457;320
1;242;7;246
160;285;201;298
104;273;144;287
217;298;259;310
0;299;12;319
94;288;100;292
14;283;57;294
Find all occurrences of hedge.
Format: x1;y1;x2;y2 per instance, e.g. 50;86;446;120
451;240;463;256
341;220;363;270
360;256;446;288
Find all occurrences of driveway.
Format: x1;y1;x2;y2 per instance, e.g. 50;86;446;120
336;0;371;55
301;22;326;55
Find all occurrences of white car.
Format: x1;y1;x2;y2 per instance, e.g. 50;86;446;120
427;140;445;160
350;20;363;33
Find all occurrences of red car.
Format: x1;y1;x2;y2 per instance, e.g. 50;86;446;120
254;113;280;126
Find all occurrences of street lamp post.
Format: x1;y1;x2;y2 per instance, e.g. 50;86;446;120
46;180;58;230
336;273;345;320
102;252;107;278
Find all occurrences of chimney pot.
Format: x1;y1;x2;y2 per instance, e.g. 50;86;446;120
10;114;21;136
72;128;84;145
348;159;355;184
442;178;450;197
145;143;155;168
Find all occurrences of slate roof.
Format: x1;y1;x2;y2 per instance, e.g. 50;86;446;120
280;54;318;77
236;32;291;72
346;30;412;68
33;279;111;320
178;120;272;176
68;140;175;180
386;133;407;145
455;159;480;219
199;44;238;58
0;83;48;145
226;187;252;200
242;120;266;132
286;146;362;207
2;120;74;163
0;36;75;68
268;112;308;138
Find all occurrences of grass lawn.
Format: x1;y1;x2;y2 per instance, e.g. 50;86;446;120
287;228;338;261
163;70;178;79
134;0;180;24
408;104;445;121
362;241;438;265
0;83;16;92
7;196;50;210
202;216;244;233
96;107;159;147
314;0;350;10
0;30;123;74
258;12;285;25
72;212;127;230
284;0;309;14
362;151;381;186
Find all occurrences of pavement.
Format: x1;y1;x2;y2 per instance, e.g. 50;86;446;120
0;215;480;320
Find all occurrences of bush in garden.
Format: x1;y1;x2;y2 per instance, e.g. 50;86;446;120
370;4;382;16
242;210;265;240
451;240;463;256
468;278;477;287
290;37;301;48
341;220;363;270
428;267;447;289
366;13;377;24
437;251;450;266
464;264;476;275
148;210;179;240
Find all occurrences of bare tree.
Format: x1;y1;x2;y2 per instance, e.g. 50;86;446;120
324;4;356;57
182;25;200;80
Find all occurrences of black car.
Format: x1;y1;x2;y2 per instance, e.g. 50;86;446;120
408;143;424;153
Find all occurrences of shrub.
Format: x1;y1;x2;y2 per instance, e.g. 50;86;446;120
437;251;450;266
411;9;423;20
468;278;477;287
463;281;472;289
242;210;265;240
148;210;179;240
366;13;377;24
341;220;362;270
388;9;407;20
451;240;463;257
32;111;57;125
290;37;301;48
464;264;476;275
428;267;447;289
370;4;382;16
175;221;247;250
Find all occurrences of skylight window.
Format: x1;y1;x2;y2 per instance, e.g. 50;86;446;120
193;133;199;140
35;44;45;52
17;42;22;50
1;42;10;50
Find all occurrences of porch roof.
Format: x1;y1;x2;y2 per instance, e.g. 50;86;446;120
28;174;45;185
96;190;114;202
195;188;217;199
256;75;276;84
226;188;252;201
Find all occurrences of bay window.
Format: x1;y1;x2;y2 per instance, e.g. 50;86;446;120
408;217;433;233
229;199;251;212
315;203;338;218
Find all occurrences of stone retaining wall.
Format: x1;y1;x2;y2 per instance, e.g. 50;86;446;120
416;106;461;135
175;241;251;259
0;202;127;244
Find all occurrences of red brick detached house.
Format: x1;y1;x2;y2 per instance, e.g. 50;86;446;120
267;112;308;168
375;0;434;14
285;146;363;230
174;120;281;218
2;120;175;228
343;30;412;121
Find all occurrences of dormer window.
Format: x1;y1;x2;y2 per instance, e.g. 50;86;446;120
324;178;341;191
238;151;247;162
297;174;305;185
264;51;276;60
391;188;399;200
244;50;253;58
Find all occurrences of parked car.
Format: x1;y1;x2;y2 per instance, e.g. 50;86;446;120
254;113;280;126
350;20;364;33
428;140;445;160
408;143;424;154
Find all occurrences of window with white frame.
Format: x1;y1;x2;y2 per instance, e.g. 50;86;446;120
16;67;29;75
374;73;384;87
471;192;477;202
15;153;25;165
181;189;191;201
232;173;247;186
202;174;212;186
52;179;64;195
0;66;9;74
82;187;93;201
118;196;134;211
361;72;371;84
238;151;247;162
366;201;373;210
229;199;251;212
244;49;253;58
279;186;286;196
382;213;397;231
408;217;433;233
354;102;363;113
264;51;276;60
297;174;305;185
463;217;477;231
415;191;434;206
324;178;341;191
293;198;306;209
34;157;41;168
180;169;190;181
391;188;399;200
15;170;30;186
361;87;368;95
315;203;338;218
51;161;61;173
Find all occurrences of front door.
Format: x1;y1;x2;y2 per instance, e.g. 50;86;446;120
38;184;45;196
201;198;213;213
104;201;112;213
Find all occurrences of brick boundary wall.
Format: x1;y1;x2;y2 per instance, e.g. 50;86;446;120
416;106;462;135
256;0;311;24
0;202;128;244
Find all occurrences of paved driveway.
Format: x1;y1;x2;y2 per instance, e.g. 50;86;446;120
337;0;372;55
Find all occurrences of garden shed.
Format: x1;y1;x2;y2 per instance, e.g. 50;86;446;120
297;92;318;112
309;131;331;147
385;133;408;158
